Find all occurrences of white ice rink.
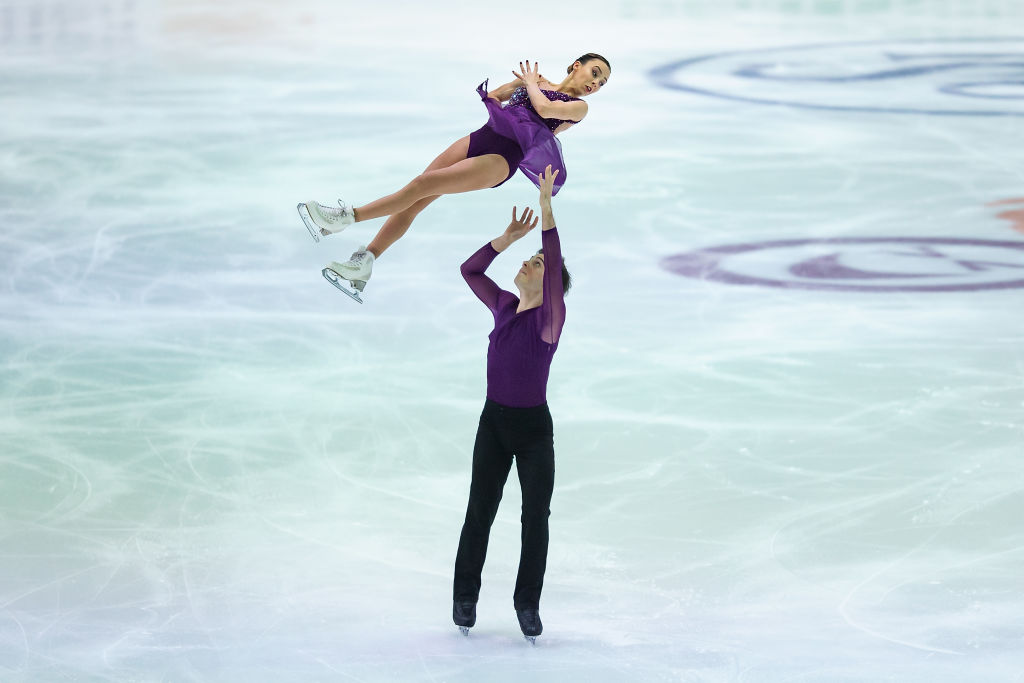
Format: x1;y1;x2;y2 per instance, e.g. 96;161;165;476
2;1;1023;681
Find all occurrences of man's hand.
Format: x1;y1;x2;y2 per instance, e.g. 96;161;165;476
492;206;539;252
538;165;559;207
538;165;558;230
504;206;539;242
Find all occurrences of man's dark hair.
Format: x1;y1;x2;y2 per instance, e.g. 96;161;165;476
538;249;572;296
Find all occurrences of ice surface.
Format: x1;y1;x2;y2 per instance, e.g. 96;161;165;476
2;0;1023;681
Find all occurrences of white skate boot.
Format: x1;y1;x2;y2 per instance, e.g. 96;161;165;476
322;246;375;304
297;200;355;242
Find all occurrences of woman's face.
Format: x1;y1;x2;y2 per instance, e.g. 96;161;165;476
573;59;610;97
514;252;546;294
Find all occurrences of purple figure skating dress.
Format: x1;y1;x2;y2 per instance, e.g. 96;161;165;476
466;79;581;195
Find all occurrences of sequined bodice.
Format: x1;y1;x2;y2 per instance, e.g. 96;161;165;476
507;87;581;132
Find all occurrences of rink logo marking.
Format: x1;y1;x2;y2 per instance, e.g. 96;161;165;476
661;237;1024;292
650;38;1024;116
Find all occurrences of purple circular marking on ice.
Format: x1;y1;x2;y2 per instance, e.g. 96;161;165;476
661;237;1024;292
648;37;1024;117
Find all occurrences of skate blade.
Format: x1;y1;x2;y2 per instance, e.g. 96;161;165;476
297;203;321;243
458;626;470;637
524;635;537;645
322;267;364;304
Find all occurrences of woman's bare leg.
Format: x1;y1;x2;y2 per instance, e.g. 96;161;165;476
366;193;441;258
364;135;495;257
353;141;508;224
363;136;467;257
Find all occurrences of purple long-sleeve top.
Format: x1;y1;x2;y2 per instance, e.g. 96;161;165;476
461;227;566;408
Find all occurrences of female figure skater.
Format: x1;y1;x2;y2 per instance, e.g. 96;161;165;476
297;53;609;302
451;165;569;644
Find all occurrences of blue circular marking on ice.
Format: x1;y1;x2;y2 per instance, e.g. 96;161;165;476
650;37;1024;116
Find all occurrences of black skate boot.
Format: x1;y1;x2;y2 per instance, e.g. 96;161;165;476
516;608;542;644
453;601;476;636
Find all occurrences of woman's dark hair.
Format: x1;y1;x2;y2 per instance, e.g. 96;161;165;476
568;52;610;75
538;249;572;296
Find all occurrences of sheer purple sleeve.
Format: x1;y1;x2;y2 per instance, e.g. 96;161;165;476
539;227;566;344
461;242;503;314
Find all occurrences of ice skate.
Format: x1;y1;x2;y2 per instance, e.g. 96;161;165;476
297;199;355;242
322;246;374;304
516;608;542;644
453;601;476;636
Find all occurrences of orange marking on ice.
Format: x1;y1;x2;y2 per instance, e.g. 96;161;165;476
988;197;1024;235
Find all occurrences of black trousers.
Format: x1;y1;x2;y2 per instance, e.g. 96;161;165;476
453;399;555;610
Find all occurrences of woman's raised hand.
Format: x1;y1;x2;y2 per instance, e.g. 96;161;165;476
504;206;539;243
513;60;542;86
